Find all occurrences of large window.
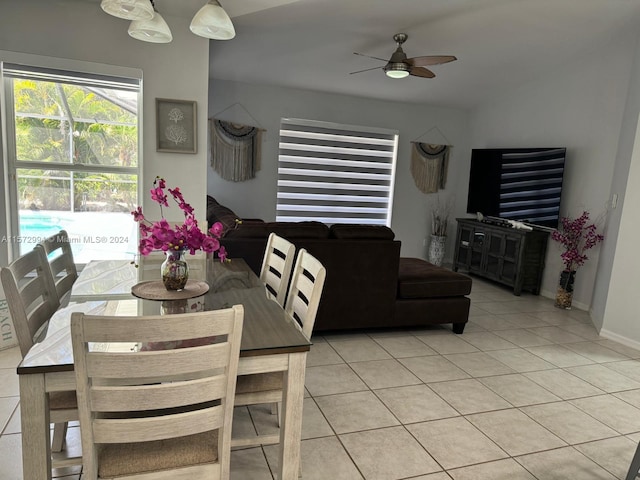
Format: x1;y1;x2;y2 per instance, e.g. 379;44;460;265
2;63;140;263
276;118;398;226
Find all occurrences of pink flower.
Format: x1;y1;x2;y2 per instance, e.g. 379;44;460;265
209;222;224;237
138;238;154;255
179;202;194;215
168;187;184;203
552;210;604;271
131;178;227;261
131;206;144;222
150;187;168;207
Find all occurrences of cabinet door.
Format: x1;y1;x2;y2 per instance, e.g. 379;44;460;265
499;234;520;283
455;225;473;268
469;229;484;273
454;224;483;272
484;232;504;280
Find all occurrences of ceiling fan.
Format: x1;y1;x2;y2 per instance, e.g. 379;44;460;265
351;33;457;79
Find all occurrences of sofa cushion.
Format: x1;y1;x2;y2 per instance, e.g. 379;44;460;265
207;196;240;232
329;224;395;240
224;221;330;239
397;257;472;299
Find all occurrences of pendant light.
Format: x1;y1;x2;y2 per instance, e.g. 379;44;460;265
100;0;154;21
128;1;172;43
190;0;235;40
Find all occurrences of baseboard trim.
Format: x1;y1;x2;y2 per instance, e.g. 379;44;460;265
599;328;640;350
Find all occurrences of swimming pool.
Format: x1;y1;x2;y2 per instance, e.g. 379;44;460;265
16;210;139;263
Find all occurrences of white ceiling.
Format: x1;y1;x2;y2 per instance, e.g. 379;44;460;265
87;0;640;110
196;0;640;110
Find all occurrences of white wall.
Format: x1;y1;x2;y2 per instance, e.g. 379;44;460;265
599;32;640;346
0;0;211;252
469;31;637;311
208;79;469;259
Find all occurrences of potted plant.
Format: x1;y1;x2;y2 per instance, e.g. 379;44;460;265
131;177;228;290
551;210;604;309
428;196;452;266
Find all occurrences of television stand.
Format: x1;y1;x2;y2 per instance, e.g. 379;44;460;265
452;218;549;295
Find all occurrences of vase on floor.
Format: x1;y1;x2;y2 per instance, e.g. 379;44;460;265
161;250;189;290
555;269;576;309
428;234;446;266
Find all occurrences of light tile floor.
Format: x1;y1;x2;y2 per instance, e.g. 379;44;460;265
2;277;640;479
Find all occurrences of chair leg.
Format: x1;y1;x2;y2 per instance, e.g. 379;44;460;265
626;442;640;480
51;422;68;452
271;402;282;428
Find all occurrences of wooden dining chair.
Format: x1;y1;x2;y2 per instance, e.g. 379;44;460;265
283;248;327;339
0;248;77;456
70;306;244;480
260;232;295;305
35;229;78;307
234;248;326;447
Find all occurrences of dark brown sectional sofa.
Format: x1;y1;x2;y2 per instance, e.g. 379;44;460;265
207;196;472;333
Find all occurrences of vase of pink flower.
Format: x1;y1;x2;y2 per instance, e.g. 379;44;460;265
131;177;228;290
161;250;189;290
551;210;604;309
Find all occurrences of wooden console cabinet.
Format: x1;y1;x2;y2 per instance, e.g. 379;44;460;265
452;218;549;295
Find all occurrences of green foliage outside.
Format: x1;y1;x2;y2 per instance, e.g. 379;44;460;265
13;79;138;212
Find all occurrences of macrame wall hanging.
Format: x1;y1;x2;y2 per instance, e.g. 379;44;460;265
410;142;451;194
210;119;263;182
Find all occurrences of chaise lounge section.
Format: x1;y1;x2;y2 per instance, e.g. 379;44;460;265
395;258;472;334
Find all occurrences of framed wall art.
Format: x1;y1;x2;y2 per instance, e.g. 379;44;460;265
156;98;197;153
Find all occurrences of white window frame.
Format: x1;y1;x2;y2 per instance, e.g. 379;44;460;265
276;118;398;226
1;60;142;263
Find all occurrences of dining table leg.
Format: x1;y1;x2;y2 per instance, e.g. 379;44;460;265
278;351;307;480
20;372;52;480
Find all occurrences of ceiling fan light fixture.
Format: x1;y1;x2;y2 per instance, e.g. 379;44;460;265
100;0;154;21
128;8;173;43
190;0;235;40
385;63;410;79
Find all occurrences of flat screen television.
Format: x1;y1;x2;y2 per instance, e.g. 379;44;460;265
466;147;567;229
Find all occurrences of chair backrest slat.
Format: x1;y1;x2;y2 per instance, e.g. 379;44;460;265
284;248;326;339
260;233;295;305
90;376;228;412
86;343;230;378
35;230;78;307
80;314;235;343
92;405;225;444
0;248;60;357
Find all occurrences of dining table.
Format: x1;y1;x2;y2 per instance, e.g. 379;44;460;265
17;253;311;480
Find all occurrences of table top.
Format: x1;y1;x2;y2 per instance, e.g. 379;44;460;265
18;256;311;375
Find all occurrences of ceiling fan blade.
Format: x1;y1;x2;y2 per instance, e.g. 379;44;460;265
349;65;383;75
407;55;457;67
410;66;435;78
353;52;388;63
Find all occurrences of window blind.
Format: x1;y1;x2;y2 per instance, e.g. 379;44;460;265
2;63;140;91
276;118;398;226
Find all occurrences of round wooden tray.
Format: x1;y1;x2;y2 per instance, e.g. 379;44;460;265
131;280;210;301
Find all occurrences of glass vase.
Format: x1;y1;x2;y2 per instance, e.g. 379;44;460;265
555;270;576;309
161;250;189;291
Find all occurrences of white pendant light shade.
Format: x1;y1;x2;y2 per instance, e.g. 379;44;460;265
101;0;154;21
128;11;173;43
190;0;235;40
